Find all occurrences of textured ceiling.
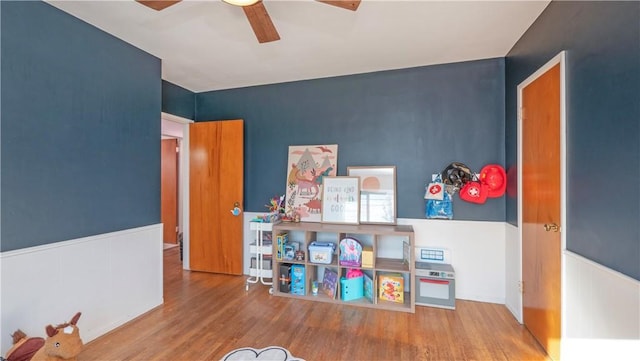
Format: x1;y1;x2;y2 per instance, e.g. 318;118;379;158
47;0;550;92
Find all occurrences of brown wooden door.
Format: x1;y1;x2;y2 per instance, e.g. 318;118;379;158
189;120;244;275
522;63;562;360
161;138;178;244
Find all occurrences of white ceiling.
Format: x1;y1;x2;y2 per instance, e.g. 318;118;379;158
46;0;550;93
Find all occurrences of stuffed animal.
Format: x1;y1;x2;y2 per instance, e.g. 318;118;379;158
3;313;83;361
2;330;44;361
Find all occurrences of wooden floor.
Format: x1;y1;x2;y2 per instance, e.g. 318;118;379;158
78;248;549;360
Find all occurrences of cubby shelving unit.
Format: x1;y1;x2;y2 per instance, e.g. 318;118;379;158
272;222;415;313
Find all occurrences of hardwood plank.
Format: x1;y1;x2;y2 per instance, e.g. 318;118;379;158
78;247;549;360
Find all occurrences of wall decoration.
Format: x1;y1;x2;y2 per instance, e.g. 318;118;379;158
321;176;360;224
285;144;338;222
322;177;360;224
321;177;360;224
347;166;397;225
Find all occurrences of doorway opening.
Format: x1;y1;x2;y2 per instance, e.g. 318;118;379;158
161;112;193;270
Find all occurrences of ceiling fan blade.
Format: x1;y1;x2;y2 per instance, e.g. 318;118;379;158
317;0;361;11
242;1;280;43
136;1;182;11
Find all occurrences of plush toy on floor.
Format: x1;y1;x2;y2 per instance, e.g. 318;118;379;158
2;312;83;361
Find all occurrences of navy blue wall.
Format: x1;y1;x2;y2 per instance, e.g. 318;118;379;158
162;80;195;120
196;59;506;220
1;2;161;251
505;1;640;280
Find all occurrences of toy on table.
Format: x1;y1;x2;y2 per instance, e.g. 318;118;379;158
266;194;285;213
3;312;83;361
252;195;285;223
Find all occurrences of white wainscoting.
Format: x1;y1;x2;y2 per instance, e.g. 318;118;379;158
242;216;507;304
562;251;640;360
0;224;163;354
505;223;522;322
401;218;506;304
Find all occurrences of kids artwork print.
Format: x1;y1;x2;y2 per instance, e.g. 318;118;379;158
285;144;338;222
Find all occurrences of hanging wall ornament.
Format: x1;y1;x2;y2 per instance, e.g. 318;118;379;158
441;162;473;191
479;164;507;198
459;181;488;204
424;182;444;200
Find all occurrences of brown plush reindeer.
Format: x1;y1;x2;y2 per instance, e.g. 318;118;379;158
3;312;83;361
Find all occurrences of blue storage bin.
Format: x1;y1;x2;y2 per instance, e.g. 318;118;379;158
308;241;336;264
340;276;364;301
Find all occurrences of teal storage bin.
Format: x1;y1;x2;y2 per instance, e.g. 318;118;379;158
340;276;364;301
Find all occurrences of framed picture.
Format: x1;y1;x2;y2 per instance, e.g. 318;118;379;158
321;176;360;224
347;166;397;225
285;144;338;222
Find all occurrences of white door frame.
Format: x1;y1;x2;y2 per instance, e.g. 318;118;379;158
162;112;193;270
516;50;567;330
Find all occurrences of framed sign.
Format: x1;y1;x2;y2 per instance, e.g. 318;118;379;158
347;166;397;225
321;176;360;224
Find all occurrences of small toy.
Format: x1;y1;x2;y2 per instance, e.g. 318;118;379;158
3;312;83;361
2;330;44;361
339;237;362;267
345;268;363;279
284;241;299;260
265;195;285;214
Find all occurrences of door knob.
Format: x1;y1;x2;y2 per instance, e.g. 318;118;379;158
230;202;242;216
543;223;560;232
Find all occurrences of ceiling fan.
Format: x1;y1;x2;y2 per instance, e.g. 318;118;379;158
136;0;361;43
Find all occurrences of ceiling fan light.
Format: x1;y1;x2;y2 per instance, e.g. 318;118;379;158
222;0;260;6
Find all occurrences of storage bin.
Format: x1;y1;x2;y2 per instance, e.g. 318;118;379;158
250;257;272;270
308;241;336;264
340;276;364;301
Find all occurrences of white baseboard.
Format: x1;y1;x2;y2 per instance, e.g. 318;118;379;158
0;224;163;354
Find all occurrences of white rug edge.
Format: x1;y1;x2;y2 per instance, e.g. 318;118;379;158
220;345;305;361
